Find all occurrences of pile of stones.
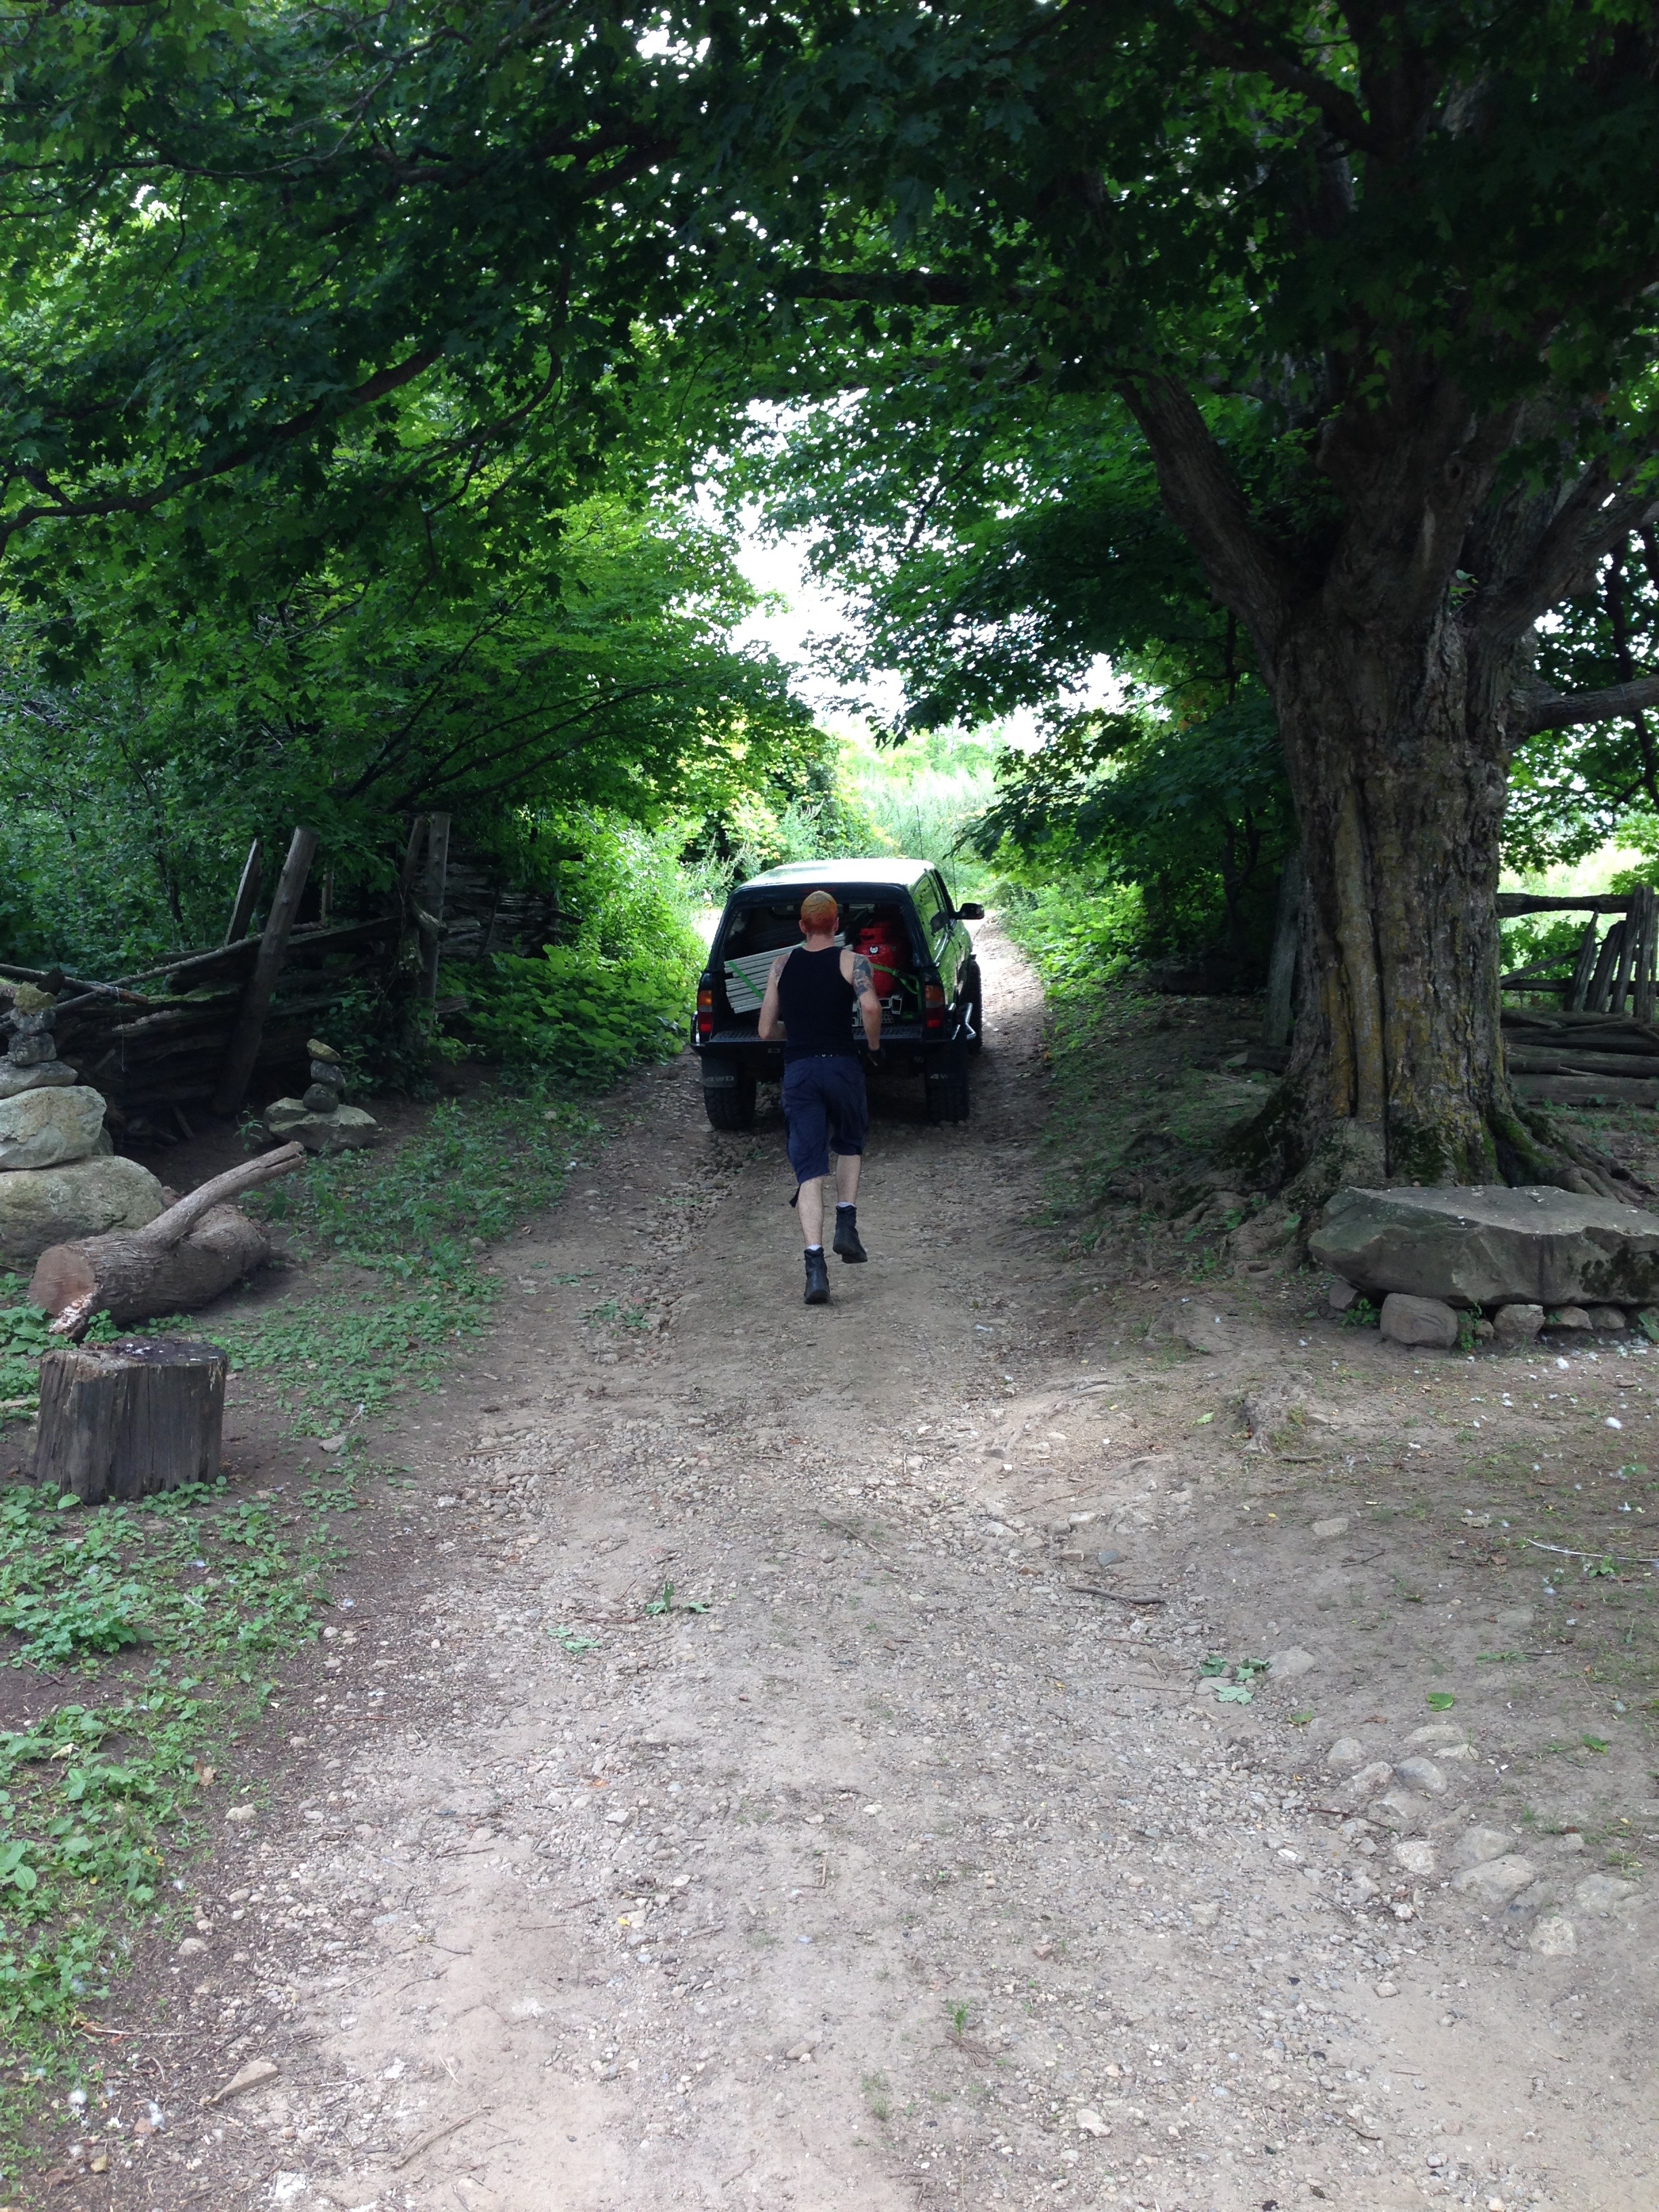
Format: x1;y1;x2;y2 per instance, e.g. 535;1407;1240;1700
1311;1182;1659;1349
0;985;165;1265
258;1038;380;1154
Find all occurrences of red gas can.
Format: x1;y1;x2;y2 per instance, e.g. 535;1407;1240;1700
855;916;909;1005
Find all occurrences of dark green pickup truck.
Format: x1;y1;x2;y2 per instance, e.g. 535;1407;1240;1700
692;858;983;1129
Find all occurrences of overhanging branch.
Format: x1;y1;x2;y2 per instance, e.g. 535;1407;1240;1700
1525;676;1659;734
0;347;441;554
1187;7;1385;155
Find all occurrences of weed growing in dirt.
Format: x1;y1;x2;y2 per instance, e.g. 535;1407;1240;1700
0;1477;335;2158
0;1082;597;2161
222;1084;598;1437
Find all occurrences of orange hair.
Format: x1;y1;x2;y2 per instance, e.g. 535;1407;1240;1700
800;890;838;931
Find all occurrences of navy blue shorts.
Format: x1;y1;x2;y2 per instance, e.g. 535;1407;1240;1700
781;1054;868;1184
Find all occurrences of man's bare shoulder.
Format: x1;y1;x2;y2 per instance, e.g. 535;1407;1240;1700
848;950;875;996
769;947;795;979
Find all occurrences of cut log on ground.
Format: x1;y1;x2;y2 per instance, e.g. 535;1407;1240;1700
1510;1073;1659;1107
28;1141;304;1333
37;1337;228;1503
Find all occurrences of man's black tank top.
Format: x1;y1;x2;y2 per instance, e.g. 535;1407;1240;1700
776;945;857;1063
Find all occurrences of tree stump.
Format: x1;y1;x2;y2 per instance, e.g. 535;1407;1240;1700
36;1338;228;1504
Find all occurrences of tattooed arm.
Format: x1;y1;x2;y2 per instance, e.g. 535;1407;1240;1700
757;949;792;1041
844;949;882;1052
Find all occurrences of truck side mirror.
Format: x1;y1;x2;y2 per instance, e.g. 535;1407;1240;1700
956;902;985;920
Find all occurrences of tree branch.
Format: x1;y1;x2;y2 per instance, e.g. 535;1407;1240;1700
1186;5;1386;155
1115;371;1300;661
0;347;440;554
1525;676;1659;734
1480;456;1659;642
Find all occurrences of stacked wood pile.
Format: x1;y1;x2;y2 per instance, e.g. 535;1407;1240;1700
1502;1008;1659;1107
0;815;573;1139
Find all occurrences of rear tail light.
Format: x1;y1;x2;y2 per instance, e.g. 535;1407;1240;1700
695;983;714;1042
923;981;946;1032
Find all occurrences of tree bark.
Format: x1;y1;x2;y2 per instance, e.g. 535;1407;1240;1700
36;1337;228;1504
1235;606;1614;1196
30;1203;270;1329
28;1141;304;1331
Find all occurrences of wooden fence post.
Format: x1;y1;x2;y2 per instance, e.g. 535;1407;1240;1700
1636;886;1658;1027
1566;920;1599;1012
223;840;264;944
418;813;451;1007
1586;920;1624;1013
210;825;319;1116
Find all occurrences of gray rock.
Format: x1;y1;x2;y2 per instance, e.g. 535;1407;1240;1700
1452;1826;1511;1869
0;1153;165;1264
1450;1852;1536;1903
1586;1305;1629;1332
1530;1915;1576;1956
308;1059;346;1090
1573;1872;1637;1915
300;1083;342;1114
5;1033;56;1067
1325;1737;1365;1770
177;1936;207;1958
1324;1275;1359;1313
1392;1838;1436;1876
1341;1760;1397;1803
1267;1645;1315;1680
1393;1756;1448;1795
0;1060;77;1100
1312;1515;1350;1538
1406;1723;1470;1750
1310;1183;1659;1309
1372;1788;1433;1830
0;1085;106;1172
1492;1302;1544;1344
1379;1292;1460;1348
261;1100;380;1153
1549;1305;1593;1331
1495;1605;1535;1631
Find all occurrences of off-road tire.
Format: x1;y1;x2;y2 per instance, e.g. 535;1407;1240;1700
961;964;985;1055
702;1061;756;1130
924;1036;972;1124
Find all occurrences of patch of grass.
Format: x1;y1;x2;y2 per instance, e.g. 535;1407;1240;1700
0;1476;335;2150
0;1080;599;2163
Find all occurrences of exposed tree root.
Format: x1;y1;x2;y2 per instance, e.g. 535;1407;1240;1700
1224;1086;1643;1209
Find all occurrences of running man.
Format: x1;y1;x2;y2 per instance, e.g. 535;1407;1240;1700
757;889;884;1305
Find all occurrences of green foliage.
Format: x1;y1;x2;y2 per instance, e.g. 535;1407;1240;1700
1506;541;1659;874
979;697;1292;973
1340;1297;1380;1331
999;874;1145;998
0;1076;595;2114
0;1477;334;2083
464;815;703;1084
0;496;817;977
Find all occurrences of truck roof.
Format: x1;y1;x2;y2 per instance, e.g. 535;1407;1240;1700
731;858;933;895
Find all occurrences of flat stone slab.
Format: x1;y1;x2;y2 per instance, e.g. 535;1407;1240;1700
1309;1184;1659;1308
0;1153;165;1265
260;1100;380;1153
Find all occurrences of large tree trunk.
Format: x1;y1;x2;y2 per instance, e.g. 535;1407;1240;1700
1239;607;1610;1198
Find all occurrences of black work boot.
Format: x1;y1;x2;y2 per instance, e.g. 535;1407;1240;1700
804;1247;830;1305
833;1204;867;1263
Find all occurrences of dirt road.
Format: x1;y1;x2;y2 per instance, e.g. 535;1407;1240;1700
87;925;1656;2212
